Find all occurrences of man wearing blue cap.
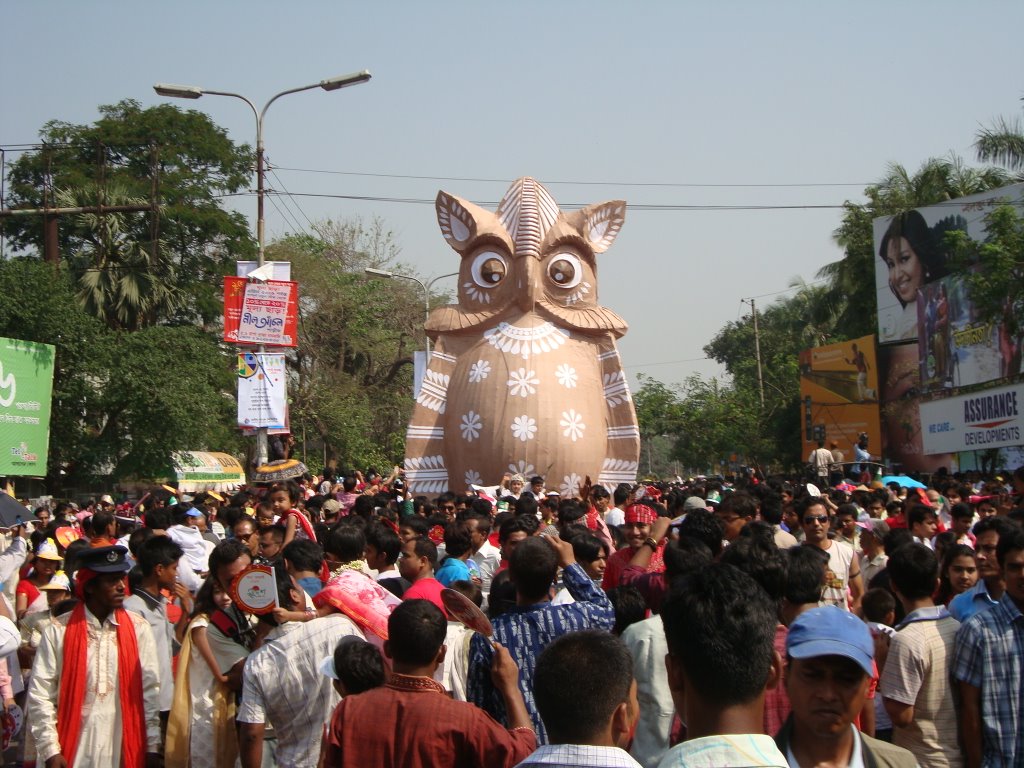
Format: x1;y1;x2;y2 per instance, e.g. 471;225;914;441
775;606;916;768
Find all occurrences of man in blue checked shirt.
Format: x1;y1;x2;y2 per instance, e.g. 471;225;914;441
953;526;1024;768
467;533;615;744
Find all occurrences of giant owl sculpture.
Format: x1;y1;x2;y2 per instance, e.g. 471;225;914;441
403;177;640;497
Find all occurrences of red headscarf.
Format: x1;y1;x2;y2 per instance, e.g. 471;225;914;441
58;569;147;767
624;503;657;526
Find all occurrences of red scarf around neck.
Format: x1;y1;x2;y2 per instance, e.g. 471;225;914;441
58;575;147;767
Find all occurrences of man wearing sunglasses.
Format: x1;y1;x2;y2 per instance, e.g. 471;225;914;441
801;497;863;614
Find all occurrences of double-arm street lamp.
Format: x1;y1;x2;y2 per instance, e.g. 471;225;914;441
154;71;371;466
364;268;458;357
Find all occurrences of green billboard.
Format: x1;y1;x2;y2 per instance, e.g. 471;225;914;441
0;337;55;477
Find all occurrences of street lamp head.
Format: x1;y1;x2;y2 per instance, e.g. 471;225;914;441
153;83;203;99
320;70;372;91
364;267;394;278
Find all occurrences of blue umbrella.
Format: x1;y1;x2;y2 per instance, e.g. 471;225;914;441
881;475;926;489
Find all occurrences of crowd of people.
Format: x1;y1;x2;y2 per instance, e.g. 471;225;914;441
1;462;1022;767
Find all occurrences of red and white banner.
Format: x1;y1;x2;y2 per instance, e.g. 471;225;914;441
224;277;298;347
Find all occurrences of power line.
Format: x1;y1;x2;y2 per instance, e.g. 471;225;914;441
623;356;711;369
268;165;317;232
741;278;830;301
271;165;872;189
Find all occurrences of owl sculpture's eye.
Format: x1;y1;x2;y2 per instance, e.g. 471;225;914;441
547;253;583;289
471;251;508;288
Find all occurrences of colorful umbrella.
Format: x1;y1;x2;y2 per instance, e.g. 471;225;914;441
251;459;309;483
880;475;927;489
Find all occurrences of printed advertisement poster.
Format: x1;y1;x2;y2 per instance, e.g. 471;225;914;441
798;335;881;469
874;182;1024;348
237;353;287;429
920;383;1023;455
877;343;957;472
0;337;55;477
224;277;298;347
917;273;1020;394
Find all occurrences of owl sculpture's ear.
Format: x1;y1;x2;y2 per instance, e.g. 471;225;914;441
570;200;627;254
436;191;506;254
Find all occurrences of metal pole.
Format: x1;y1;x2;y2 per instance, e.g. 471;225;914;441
750;298;765;407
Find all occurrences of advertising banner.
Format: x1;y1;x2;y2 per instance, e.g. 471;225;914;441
920;383;1023;455
798;334;881;470
0;337;55;477
224;277;298;347
874;182;1024;358
916;273;1015;394
877;343;957;472
237;353;288;430
236;261;291;281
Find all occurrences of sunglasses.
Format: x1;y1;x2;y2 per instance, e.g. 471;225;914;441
803;515;829;525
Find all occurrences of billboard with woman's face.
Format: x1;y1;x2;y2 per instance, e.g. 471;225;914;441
874;183;1024;353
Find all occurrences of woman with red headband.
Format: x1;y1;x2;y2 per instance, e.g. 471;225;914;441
25;545;161;767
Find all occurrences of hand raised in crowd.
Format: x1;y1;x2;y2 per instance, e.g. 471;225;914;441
542;533;576;569
489;642;521;693
649;515;671;543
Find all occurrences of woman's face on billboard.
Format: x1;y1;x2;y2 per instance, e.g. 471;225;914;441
885;236;924;304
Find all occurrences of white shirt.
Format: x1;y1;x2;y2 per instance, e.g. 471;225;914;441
658;734;788;768
622;616;674;768
472;540;502;595
26;607;162;765
517;743;643;767
238;612;365;766
123;587;175;712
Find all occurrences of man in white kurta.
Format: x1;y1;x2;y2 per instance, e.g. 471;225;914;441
25;546;161;767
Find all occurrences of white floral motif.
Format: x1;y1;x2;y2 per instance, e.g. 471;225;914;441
560;473;582;498
507;368;539;398
511;415;537;442
460;411;482;442
468;360;491;383
560;409;586;442
464;469;483;487
508;460;536;478
555;364;578;389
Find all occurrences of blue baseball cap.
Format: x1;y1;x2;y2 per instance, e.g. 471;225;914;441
786;605;874;676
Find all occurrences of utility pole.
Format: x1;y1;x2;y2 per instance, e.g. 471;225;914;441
745;298;766;407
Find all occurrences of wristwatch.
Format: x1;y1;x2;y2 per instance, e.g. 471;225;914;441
643;537;659;551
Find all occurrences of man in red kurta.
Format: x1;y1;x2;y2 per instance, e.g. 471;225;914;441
325;599;535;767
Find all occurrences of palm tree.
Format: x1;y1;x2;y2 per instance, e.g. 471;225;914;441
975;96;1024;173
57;184;178;331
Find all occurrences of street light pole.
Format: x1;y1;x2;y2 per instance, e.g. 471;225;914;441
155;71;371;467
364;268;458;358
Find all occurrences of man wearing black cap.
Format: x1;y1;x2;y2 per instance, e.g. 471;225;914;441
26;545;162;767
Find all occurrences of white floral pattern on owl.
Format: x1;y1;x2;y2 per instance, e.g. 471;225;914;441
460;411;482;442
555;364;578;389
560;409;586;442
560;473;583;497
483;321;569;359
507;368;539;398
511;415;538;442
508;460;536;478
468;360;491;383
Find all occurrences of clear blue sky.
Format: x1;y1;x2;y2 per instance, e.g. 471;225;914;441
3;1;1022;390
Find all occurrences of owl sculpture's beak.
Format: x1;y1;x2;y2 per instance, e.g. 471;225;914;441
517;259;538;312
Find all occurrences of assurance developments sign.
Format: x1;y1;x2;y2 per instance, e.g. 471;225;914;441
920;383;1023;455
0;337;55;477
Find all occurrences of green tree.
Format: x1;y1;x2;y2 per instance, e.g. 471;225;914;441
56;184;179;330
947;203;1024;361
4;99;255;324
266;218;441;472
975;95;1024;173
0;258;238;489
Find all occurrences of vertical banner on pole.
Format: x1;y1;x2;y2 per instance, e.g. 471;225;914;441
237;353;287;429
